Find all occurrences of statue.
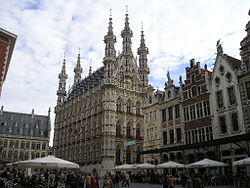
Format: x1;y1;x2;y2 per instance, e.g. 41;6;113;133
216;39;223;54
179;75;183;83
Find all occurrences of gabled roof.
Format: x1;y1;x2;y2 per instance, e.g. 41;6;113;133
67;66;104;100
223;54;241;67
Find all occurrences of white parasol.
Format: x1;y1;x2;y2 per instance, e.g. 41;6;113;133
186;158;227;168
9;155;80;169
157;161;185;169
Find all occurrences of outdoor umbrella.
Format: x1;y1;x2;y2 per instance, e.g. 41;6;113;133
134;163;156;169
186;158;227;168
113;164;136;170
157;161;185;169
9;155;80;169
233;157;250;166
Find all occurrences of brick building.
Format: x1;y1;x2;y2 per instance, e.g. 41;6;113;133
0;28;17;96
181;59;214;163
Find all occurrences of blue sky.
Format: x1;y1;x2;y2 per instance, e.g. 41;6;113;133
0;0;249;145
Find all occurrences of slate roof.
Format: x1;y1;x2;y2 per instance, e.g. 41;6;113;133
67;66;104;100
0;111;50;139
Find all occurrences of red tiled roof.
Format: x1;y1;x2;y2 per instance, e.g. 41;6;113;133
224;54;241;67
200;68;212;77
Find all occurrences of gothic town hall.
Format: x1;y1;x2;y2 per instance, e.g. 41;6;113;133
53;13;151;175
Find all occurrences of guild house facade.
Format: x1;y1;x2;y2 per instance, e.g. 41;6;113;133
53;13;151;175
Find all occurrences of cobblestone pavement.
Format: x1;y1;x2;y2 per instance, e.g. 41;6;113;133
105;182;250;188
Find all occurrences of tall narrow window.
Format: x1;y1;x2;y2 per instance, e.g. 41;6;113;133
168;107;173;120
219;116;227;134
162;109;166;122
175;104;180;118
216;91;224;109
176;128;182;143
136;126;140;138
169;130;174;144
192;86;197;97
231;113;239;131
190;105;196;120
184;107;190;121
228;87;236;105
246;81;250;100
203;100;211;116
126;125;131;137
116;123;121;136
163;131;168;145
245;60;250;71
116;146;121;164
126;147;131;164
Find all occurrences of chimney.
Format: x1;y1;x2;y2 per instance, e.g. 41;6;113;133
0;106;3;115
31;109;34;118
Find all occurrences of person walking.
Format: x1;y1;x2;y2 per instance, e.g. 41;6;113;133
168;175;175;188
91;174;99;188
186;176;193;188
103;175;113;188
86;173;92;188
162;173;169;188
78;173;85;188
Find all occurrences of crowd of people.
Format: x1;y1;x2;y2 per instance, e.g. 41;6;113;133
0;168;250;188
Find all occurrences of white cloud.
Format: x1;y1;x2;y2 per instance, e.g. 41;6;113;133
0;0;249;145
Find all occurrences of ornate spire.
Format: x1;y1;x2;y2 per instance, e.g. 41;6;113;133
57;57;68;104
89;59;92;76
240;10;250;73
121;7;133;56
104;9;116;62
73;53;83;86
240;10;250;50
137;25;149;86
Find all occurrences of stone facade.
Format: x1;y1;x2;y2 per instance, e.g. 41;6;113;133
53;13;150;175
142;72;184;164
142;86;161;164
0;107;50;163
0;28;17;96
239;11;250;133
210;50;247;177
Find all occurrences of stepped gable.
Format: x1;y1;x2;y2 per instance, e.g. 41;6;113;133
67;66;104;100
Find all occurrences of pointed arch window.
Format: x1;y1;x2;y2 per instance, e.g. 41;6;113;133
127;100;132;113
116;146;121;164
136;125;140;139
136;147;141;163
126;124;131;137
116;99;122;112
136;102;140;115
116;123;121;136
126;147;131;164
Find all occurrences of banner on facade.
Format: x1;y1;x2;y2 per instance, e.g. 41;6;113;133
124;141;136;147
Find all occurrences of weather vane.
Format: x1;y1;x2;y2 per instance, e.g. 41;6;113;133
126;5;128;14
